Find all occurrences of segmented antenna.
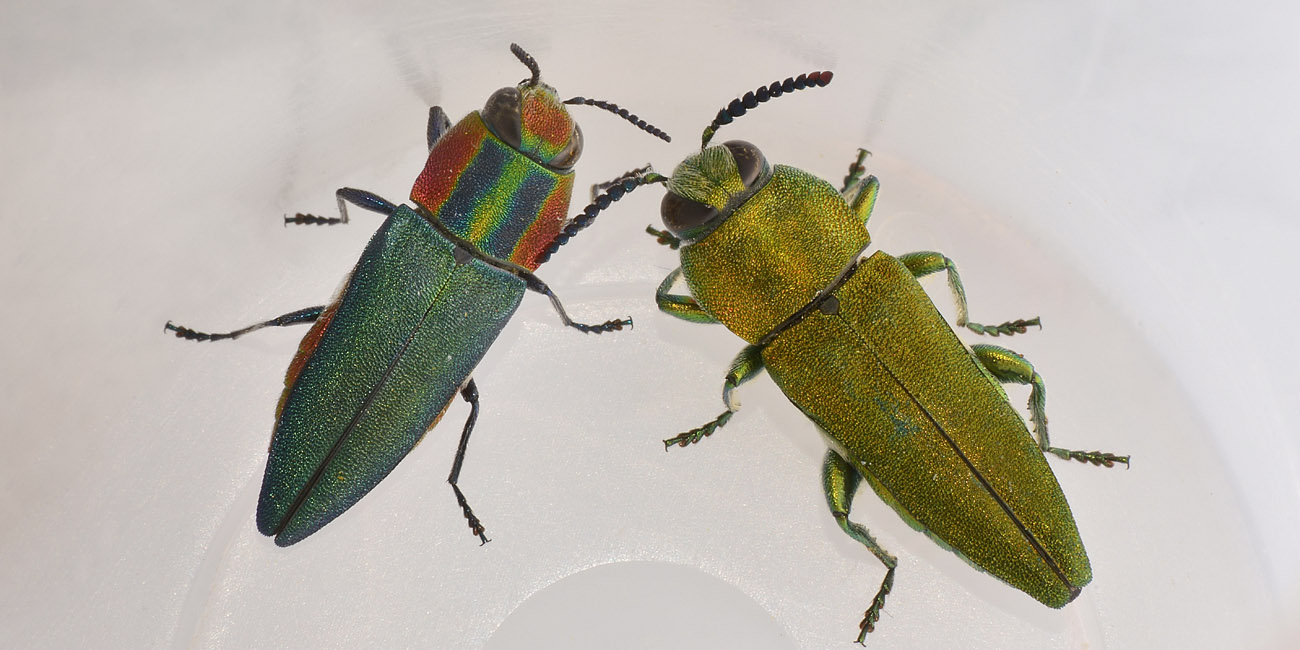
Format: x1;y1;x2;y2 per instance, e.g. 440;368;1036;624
509;43;541;86
534;171;668;266
700;71;833;148
564;97;671;142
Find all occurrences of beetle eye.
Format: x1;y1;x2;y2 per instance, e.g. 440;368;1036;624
722;140;765;187
482;87;523;149
548;123;583;170
661;191;719;237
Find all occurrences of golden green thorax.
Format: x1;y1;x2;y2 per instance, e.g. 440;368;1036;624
678;163;871;343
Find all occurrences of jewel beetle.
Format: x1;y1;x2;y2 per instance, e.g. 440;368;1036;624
165;44;669;547
631;72;1130;642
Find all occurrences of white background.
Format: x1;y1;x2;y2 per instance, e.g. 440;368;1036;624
2;1;1297;648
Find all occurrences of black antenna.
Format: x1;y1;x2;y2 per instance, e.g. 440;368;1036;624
533;171;668;266
564;97;671;142
509;43;541;86
700;71;833;148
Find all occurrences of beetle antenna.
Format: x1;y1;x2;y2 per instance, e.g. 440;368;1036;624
533;171;668;266
509;43;541;86
564;96;671;142
700;71;833;148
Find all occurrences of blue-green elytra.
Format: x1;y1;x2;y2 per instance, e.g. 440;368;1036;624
165;44;670;547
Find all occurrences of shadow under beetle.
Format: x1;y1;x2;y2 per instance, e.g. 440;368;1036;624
623;72;1130;642
165;44;669;547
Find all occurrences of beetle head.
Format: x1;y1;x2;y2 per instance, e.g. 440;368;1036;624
660;140;770;241
480;44;670;173
482;82;583;172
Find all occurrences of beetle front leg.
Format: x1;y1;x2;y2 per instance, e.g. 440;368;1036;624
823;449;897;644
839;149;880;227
427;106;452;151
284;188;399;226
588;164;653;201
972;344;1130;468
164;305;325;342
655;267;718;324
898;251;1041;337
664;344;763;449
448;378;490;544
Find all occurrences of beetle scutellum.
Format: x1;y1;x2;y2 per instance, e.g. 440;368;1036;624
165;44;668;547
635;72;1129;643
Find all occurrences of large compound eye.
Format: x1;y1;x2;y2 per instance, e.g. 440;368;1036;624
661;191;719;237
722;140;765;187
482;87;523;149
548;122;583;170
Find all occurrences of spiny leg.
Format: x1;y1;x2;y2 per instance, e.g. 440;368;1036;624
448;379;490;544
664;345;763;449
655;267;718;324
164;305;324;342
898;251;1041;337
823;450;897;644
427;106;452;151
285;188;399;226
972;344;1130;467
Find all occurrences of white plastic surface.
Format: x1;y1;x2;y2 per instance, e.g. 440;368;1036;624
2;1;1297;648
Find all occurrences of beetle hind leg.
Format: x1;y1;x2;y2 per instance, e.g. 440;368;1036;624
899;251;1042;337
448;379;490;544
823;449;897;644
164;305;324;342
972;344;1130;468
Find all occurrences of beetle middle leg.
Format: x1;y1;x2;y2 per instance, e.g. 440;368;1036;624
663;344;764;448
448;378;490;544
284;188;400;226
823;449;897;644
898;251;1042;337
164;305;325;342
972;343;1130;468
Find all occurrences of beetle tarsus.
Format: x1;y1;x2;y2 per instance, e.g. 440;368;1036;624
965;317;1042;337
1051;448;1131;469
284;212;344;226
645;225;682;249
452;483;490;545
663;410;733;449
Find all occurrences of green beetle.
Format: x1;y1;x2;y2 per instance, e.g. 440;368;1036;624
641;72;1129;642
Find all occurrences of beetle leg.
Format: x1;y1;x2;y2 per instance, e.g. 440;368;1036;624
823;449;897;644
427;106;452;151
898;251;1042;337
972;344;1131;468
655;267;718;324
164;305;325;342
840;148;871;193
517;271;633;334
588;163;653;201
663;345;763;449
447;379;490;544
284;188;400;226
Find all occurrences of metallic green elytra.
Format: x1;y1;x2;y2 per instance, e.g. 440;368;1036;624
641;72;1129;642
165;44;669;547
